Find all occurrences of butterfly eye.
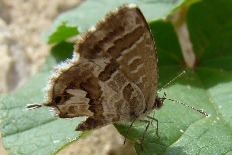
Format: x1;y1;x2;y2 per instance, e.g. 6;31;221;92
54;96;62;104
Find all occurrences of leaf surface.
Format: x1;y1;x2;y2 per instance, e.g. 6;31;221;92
1;0;231;155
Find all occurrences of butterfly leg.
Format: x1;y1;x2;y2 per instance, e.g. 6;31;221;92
123;119;136;145
139;119;151;150
146;116;160;138
149;112;156;125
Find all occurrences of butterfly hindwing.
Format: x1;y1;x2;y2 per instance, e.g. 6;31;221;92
43;4;158;130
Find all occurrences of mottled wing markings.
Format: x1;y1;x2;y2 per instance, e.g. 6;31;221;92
42;4;158;131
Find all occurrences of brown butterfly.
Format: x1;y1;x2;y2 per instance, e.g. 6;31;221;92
27;4;208;149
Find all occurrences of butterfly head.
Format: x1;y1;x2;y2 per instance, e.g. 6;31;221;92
153;93;166;110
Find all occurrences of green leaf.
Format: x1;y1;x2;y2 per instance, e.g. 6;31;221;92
115;0;232;154
43;0;187;44
0;42;83;155
1;0;232;155
187;0;232;70
43;22;79;44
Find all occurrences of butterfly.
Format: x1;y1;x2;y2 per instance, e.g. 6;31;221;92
27;4;208;149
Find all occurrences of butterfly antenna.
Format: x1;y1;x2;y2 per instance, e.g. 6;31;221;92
157;71;186;95
165;98;208;116
157;71;208;116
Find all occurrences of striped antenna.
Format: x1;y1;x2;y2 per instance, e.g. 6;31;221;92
158;71;208;117
165;98;208;116
157;71;186;95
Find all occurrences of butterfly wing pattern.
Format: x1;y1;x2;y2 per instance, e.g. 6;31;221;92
43;4;159;131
